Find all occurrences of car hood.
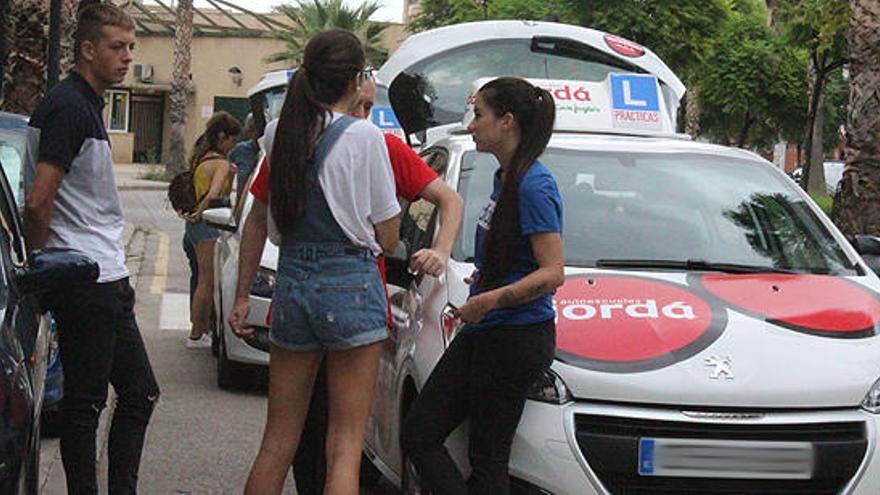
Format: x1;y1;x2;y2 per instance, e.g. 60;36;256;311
446;263;880;408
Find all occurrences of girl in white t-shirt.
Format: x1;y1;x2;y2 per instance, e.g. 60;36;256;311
229;29;400;494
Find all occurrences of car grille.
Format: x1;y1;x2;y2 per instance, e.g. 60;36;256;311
574;414;867;494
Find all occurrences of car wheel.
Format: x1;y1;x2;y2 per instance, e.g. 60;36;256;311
217;325;247;390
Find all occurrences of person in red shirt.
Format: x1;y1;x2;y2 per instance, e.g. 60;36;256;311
233;75;463;493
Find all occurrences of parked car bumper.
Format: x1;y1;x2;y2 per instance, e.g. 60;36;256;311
507;400;880;494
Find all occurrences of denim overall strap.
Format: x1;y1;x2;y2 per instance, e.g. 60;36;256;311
281;115;360;249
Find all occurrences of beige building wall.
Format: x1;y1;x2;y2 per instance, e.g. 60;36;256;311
107;34;288;163
106;17;407;164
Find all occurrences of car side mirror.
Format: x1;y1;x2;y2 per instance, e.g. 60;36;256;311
203;207;236;232
852;235;880;256
17;248;99;295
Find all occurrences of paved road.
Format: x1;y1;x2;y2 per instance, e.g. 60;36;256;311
39;166;397;494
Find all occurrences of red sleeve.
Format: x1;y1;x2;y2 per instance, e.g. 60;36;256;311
384;133;439;202
377;256;393;329
249;156;269;203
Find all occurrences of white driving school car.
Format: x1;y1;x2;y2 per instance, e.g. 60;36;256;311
360;24;880;495
367;79;880;493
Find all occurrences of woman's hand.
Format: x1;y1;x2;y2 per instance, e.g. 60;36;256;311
228;296;254;338
410;248;449;277
184;211;202;223
454;292;496;324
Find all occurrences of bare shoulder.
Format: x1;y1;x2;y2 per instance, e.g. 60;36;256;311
200;156;232;174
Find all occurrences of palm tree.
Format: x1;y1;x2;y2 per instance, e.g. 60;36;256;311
1;0;47;114
166;0;193;177
267;0;388;67
830;0;880;236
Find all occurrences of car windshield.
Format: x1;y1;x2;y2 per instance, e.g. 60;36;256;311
454;148;858;275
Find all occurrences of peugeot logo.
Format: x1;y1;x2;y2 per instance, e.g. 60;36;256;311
704;355;734;380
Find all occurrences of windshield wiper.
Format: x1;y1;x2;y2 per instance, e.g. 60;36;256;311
594;259;798;274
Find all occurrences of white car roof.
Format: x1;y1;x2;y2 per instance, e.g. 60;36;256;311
378;20;686;102
247;69;295;98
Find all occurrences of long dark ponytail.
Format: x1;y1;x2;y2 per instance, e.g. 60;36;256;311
478;77;555;289
269;29;365;233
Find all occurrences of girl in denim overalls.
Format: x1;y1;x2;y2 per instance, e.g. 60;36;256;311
230;29;400;494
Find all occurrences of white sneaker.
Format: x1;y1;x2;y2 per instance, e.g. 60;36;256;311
186;334;212;349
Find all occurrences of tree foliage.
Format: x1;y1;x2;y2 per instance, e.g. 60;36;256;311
268;0;389;67
409;0;563;32
773;0;849;192
563;0;730;82
694;13;807;148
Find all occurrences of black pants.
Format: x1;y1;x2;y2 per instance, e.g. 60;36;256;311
400;320;556;495
48;278;160;495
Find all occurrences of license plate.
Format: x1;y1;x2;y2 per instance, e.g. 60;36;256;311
638;438;814;479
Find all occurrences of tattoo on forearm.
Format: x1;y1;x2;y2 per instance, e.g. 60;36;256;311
496;282;552;309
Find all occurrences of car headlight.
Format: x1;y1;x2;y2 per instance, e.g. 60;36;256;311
526;368;572;405
250;267;276;298
862;377;880;413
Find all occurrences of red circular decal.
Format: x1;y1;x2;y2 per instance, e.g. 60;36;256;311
695;274;880;338
604;34;646;57
555;275;725;372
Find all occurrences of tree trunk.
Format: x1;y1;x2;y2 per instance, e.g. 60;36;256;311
166;0;193;177
47;0;62;90
806;91;827;195
60;0;77;77
831;0;880;236
801;55;826;192
685;87;700;137
0;0;10;102
2;0;47;114
736;113;754;148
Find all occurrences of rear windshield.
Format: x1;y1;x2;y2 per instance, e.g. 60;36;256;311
455;148;857;275
392;38;642;129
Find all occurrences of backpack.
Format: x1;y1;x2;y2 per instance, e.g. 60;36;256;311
167;169;200;214
167;154;220;214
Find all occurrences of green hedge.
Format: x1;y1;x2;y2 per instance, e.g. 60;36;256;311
810;194;833;216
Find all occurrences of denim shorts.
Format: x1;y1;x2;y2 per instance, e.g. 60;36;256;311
270;244;388;352
185;220;220;243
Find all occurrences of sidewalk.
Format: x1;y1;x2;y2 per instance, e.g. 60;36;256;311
115;162;168;191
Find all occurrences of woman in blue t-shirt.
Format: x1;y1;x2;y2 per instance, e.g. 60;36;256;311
401;77;564;494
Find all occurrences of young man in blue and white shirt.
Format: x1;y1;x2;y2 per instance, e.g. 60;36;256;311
24;4;159;494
